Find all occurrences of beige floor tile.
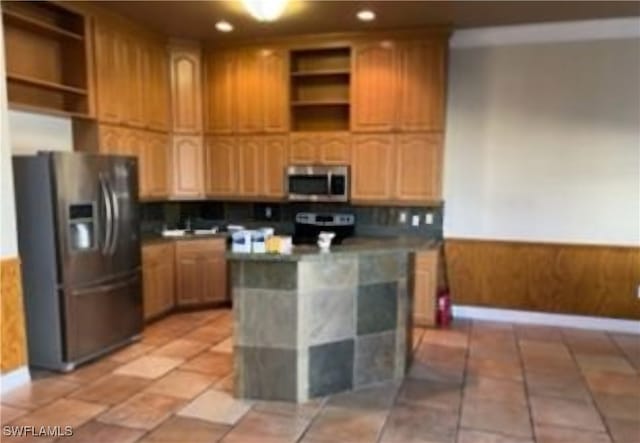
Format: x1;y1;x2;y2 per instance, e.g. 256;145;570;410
305;405;388;443
420;329;469;349
97;392;184;430
396;379;461;413
457;428;534;443
563;330;619;355
606;417;640;443
252;398;325;421
11;398;106;429
466;356;524;381
525;371;592;401
182;324;231;344
139;416;231;442
146;369;213;400
593;393;640;422
60;359;120;384
514;324;564;342
108;342;155;363
575;353;636;375
0;404;28;424
152;339;210;360
529;396;606;432
460;396;532;439
380;403;457;443
177;388;252;425
221;409;311;442
585;372;640;397
211;337;234;354
180;351;233;377
534;424;612;443
1;378;79;409
69;374;151;405
327;381;401;411
414;344;467;367
213;374;235;393
62;420;146;443
464;376;527;406
407;360;465;385
114;355;183;379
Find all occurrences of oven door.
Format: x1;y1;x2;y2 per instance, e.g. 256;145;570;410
287;165;348;202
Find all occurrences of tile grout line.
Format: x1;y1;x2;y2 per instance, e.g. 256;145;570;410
451;320;472;443
516;326;541;443
294;396;329;442
373;379;404;443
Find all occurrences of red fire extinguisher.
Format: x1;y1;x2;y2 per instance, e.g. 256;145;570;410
436;247;453;328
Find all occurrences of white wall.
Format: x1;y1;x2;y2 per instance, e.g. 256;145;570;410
443;19;640;246
0;14;18;257
9;111;73;155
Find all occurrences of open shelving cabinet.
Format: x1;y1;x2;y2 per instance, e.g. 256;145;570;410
1;0;92;118
290;46;351;131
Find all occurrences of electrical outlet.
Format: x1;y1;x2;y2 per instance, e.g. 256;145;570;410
411;215;420;227
399;211;407;223
425;212;434;225
265;206;272;219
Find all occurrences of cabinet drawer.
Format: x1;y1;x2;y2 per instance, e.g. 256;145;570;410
175;238;226;256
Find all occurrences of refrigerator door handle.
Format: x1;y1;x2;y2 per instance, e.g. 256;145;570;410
107;178;119;255
99;174;113;255
71;273;139;296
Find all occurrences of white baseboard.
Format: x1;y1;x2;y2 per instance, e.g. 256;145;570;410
0;366;30;394
453;305;640;335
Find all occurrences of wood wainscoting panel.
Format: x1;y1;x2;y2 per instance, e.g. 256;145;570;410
444;239;640;320
0;257;28;372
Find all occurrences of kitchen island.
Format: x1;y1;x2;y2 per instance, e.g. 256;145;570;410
228;238;437;402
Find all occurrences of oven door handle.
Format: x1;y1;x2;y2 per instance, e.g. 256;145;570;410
327;171;332;198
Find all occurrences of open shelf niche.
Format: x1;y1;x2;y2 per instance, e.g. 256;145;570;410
290;46;351;131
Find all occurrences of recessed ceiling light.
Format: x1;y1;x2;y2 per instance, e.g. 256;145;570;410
357;9;376;22
215;21;234;32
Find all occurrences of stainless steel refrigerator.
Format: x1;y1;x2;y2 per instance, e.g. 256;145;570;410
13;152;143;371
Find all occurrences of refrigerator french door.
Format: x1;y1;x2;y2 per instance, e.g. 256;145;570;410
13;152;143;371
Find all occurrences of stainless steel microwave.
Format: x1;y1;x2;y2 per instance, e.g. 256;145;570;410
286;165;349;202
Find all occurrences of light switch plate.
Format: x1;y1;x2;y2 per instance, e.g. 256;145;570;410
411;215;420;227
399;211;407;223
425;212;434;225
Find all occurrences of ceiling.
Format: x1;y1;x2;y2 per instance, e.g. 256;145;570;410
100;1;640;42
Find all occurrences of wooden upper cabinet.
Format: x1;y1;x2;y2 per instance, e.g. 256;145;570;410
261;48;289;133
143;42;170;131
397;40;446;132
204;136;237;196
289;133;319;164
235;49;264;134
395;133;443;202
171;135;204;198
170;45;203;133
203;50;236;134
351;41;397;132
145;132;170;198
237;136;261;196
261;135;288;198
94;21;122;124
98;124;125;154
121;33;145;128
351;134;394;201
320;132;351;164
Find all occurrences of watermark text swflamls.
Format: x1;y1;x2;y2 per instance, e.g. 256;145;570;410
3;425;73;438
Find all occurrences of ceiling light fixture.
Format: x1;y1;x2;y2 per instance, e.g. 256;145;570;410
215;20;234;32
241;0;289;22
357;9;376;22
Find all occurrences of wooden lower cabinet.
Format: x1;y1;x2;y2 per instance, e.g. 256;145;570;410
175;238;228;307
171;135;204;198
413;249;438;327
142;242;175;321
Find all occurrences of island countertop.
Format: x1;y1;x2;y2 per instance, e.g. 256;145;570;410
226;236;440;262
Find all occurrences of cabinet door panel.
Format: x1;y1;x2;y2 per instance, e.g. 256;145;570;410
142;243;175;320
146;132;170;198
176;254;201;306
171;135;204;197
204;50;235;134
320;132;351;165
205;136;237;196
98;124;124;154
351;42;396;132
397;41;446;132
144;42;170;131
94;22;122;124
157;248;175;313
262;48;289;133
237;136;261;196
289;134;319;164
202;255;227;303
122;33;144;128
170;47;202;133
261;135;288;198
413;250;437;327
235;49;263;134
395;133;442;202
351;134;394;201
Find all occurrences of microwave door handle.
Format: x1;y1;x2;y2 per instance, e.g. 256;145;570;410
99;174;113;255
107;178;119;255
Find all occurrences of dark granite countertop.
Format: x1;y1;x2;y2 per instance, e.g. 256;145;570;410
225;236;440;262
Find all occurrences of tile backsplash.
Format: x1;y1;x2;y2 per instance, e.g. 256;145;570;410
141;201;443;240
